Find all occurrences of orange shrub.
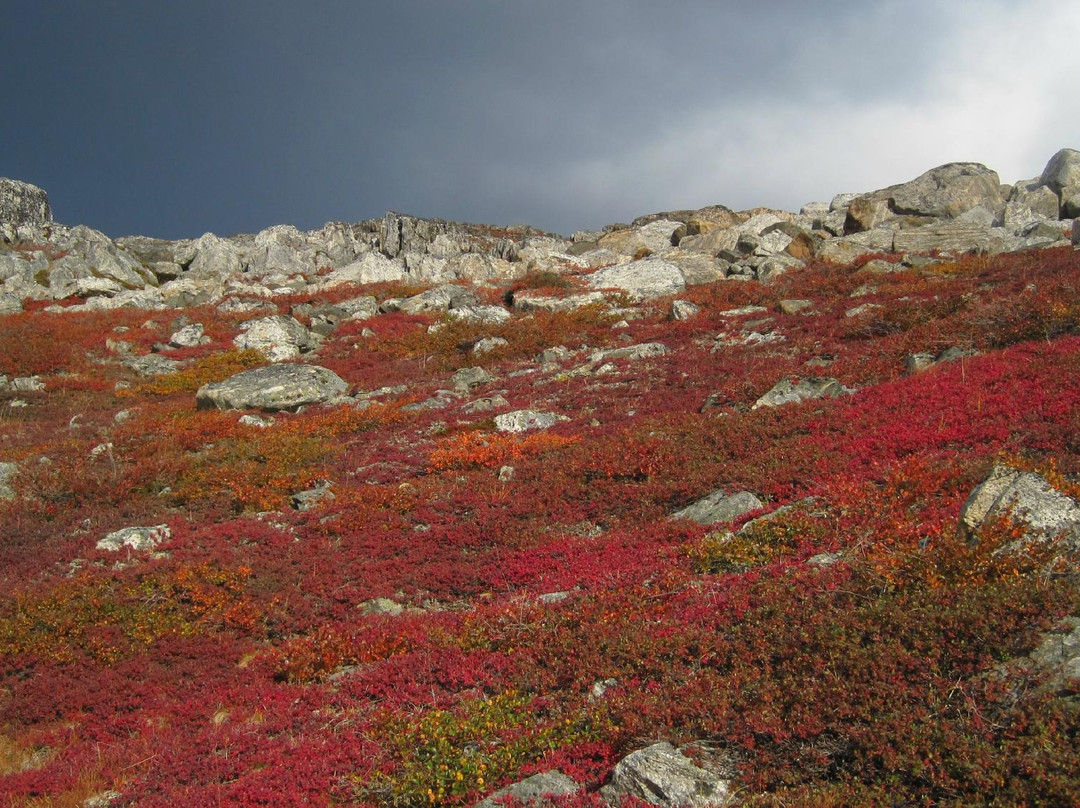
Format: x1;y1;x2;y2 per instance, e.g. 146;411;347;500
428;430;580;472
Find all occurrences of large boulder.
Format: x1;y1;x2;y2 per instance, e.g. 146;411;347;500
673;489;764;525
845;163;1005;234
315;251;405;288
0;178;52;242
585;256;686;299
891;223;1011;256
1039;148;1080;209
245;225;314;277
196;364;349;411
47;225;156;297
494;410;564;433
599;742;733;807
96;524;171;552
380;212;461;258
958;464;1080;550
1004;178;1061;234
752;377;852;409
185;233;244;278
233;314;317;362
381;284;479;314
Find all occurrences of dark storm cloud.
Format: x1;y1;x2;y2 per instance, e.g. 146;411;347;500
3;1;1078;239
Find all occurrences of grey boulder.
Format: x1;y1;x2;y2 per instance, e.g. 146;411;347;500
382;284;479;314
752;377;852;409
586;257;686;300
845;162;1005;233
233;314;317;362
1029;617;1080;693
959;464;1080;549
673;490;764;526
599;742;733;807
196;364;348;412
0;462;18;500
97;524;171;552
0;178;51;241
472;771;581;808
1039;147;1080;206
494;410;564;433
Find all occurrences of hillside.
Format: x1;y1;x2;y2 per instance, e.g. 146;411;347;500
1;150;1080;807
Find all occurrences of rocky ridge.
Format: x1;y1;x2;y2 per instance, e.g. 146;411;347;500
2;150;1079;319
2;151;1080;807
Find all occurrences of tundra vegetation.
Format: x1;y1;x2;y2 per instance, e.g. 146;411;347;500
1;244;1080;807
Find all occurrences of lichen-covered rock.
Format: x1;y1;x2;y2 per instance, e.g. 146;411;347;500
1039;148;1080;204
585;256;686;299
671;300;701;321
97;524;171;552
196;364;348;412
233;314;317;362
891;223;1010;256
1028;616;1080;693
447;304;512;324
672;490;763;525
752;377;852;409
0;462;18;500
315;251;405;288
0;178;51;242
381;284;479;314
185;233;244;278
451;366;495;392
169;322;208;348
512;290;609;313
494;410;564;433
472;771;581;808
845;162;1005;236
1004;179;1060;234
123;354;182;377
591;342;670;363
958;464;1080;549
599;742;733;807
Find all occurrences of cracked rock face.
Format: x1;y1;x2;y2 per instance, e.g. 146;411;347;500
585;256;687;300
959;464;1080;549
195;364;348;412
599;742;733;807
0;178;52;241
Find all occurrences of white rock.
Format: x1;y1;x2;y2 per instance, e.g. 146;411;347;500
585;257;686;300
97;524;171;552
494;410;564;433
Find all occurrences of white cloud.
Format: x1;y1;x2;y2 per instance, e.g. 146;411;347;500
507;0;1080;229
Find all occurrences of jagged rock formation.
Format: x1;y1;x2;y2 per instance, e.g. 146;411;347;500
0;178;52;243
1;148;1078;317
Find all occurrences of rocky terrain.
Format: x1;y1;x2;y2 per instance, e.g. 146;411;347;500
1;150;1079;807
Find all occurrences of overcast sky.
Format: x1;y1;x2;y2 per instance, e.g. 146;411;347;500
4;1;1079;240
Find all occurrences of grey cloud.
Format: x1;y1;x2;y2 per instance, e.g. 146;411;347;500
2;0;1078;239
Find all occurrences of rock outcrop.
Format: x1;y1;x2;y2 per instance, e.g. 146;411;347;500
196;364;349;412
599;742;733;807
673;490;764;525
959;464;1080;550
0;148;1076;314
0;178;52;242
752;377;852;409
